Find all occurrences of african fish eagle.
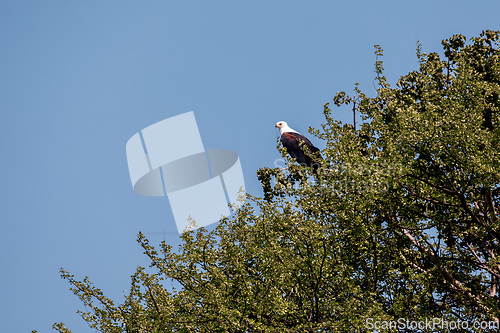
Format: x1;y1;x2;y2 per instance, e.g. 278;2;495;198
275;121;322;170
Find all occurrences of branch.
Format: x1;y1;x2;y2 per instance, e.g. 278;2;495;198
402;228;496;319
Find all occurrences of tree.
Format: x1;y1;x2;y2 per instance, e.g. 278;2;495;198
55;30;500;332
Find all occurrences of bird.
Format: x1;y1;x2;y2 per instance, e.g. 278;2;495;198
275;121;322;171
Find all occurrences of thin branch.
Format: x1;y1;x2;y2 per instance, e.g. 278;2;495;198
402;228;497;320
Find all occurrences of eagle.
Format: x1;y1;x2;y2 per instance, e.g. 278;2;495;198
275;121;322;171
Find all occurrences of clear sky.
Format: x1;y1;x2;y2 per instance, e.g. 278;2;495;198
1;1;498;331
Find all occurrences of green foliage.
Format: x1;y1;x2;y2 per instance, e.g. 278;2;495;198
55;30;500;332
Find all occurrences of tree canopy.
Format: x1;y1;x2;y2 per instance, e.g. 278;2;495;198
54;30;500;332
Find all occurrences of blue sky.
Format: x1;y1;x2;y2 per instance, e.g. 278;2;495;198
1;1;498;331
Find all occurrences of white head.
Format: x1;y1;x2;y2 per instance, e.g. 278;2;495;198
275;121;299;134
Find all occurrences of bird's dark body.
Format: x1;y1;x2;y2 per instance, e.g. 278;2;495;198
280;132;322;169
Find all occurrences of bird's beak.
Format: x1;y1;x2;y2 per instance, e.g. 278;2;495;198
275;124;279;128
